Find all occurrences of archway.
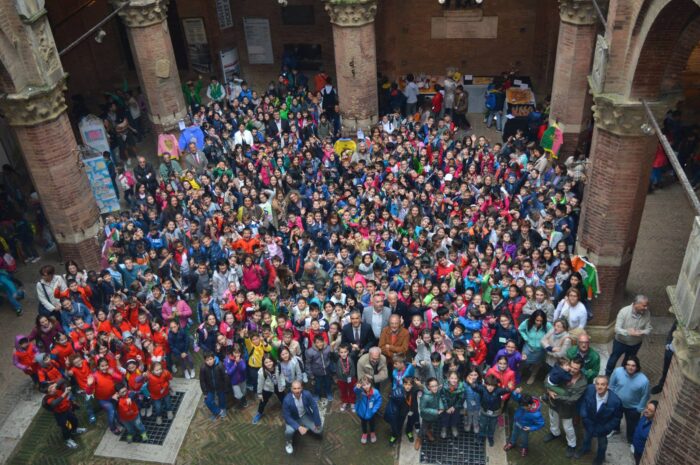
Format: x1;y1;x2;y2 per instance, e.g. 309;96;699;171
0;0;102;269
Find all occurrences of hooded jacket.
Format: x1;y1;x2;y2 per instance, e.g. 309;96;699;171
511;391;545;431
354;385;383;420
13;335;38;373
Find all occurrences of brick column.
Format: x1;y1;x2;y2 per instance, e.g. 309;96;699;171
549;0;598;157
325;0;379;136
643;231;700;465
576;94;671;341
1;86;102;270
111;0;187;132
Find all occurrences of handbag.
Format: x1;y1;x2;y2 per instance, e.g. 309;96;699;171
37;282;54;316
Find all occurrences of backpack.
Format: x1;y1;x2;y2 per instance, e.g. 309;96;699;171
2;253;16;272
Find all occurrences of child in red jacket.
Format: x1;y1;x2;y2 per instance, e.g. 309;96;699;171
147;361;173;424
113;382;148;443
468;331;487;370
13;335;39;384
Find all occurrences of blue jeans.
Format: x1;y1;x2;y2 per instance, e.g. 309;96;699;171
204;391;227;415
82;393;96;421
605;339;642;376
98;399;118;430
152;395;172;418
0;273;20;311
581;430;608;463
510;424;530;448
314;374;332;399
479;414;498;440
486;111;503;131
440;410;461;428
123;417;146;436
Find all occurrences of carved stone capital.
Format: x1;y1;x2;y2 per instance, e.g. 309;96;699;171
558;0;597;25
0;76;68;127
591;93;678;137
673;325;700;385
111;0;168;28
325;0;378;27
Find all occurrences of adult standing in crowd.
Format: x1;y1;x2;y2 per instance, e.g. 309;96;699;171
609;356;650;444
606;295;652;376
543;357;587;457
575;375;623;465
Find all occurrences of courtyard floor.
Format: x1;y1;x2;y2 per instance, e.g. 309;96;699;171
0;120;695;465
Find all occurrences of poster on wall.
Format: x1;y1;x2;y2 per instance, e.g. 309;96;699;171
182;17;211;73
215;0;233;30
79;115;110;155
83;156;120;214
243;17;274;64
220;48;240;83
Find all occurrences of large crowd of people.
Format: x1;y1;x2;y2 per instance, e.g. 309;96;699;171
2;68;668;464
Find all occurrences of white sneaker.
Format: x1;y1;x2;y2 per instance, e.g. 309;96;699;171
146;406;152;417
65;439;79;449
285;442;293;454
189;369;196;379
351;404;356;413
340;403;347;412
74;427;87;434
184;370;190;380
172;365;178;374
167;411;174;420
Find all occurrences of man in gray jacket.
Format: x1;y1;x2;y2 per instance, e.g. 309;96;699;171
605;295;652;376
363;294;392;340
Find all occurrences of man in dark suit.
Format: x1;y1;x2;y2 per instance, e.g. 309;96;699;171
267;111;290;138
575;375;623;465
341;310;376;358
385;290;409;327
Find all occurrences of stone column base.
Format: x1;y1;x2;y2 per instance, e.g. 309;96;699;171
583;321;615;343
148;111;187;134
341;115;378;137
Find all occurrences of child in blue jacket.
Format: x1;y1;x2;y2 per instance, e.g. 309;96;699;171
464;369;482;433
354;375;383;444
504;388;545;456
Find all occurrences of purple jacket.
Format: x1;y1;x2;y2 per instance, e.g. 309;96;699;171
224;357;247;385
493;348;524;383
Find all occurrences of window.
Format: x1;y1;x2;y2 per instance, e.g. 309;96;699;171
281;5;315;26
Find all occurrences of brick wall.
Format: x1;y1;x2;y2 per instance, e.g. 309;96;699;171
375;0;560;92
578;128;657;325
630;0;700;99
48;0;560;98
641;356;700;465
176;0;336;87
47;0;131;103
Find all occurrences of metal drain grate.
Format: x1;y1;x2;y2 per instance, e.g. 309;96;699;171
118;391;185;445
419;424;487;465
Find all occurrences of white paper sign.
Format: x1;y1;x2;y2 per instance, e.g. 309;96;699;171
243;18;274;64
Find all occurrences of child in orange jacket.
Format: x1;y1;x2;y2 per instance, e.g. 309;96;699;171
147;361;173;424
